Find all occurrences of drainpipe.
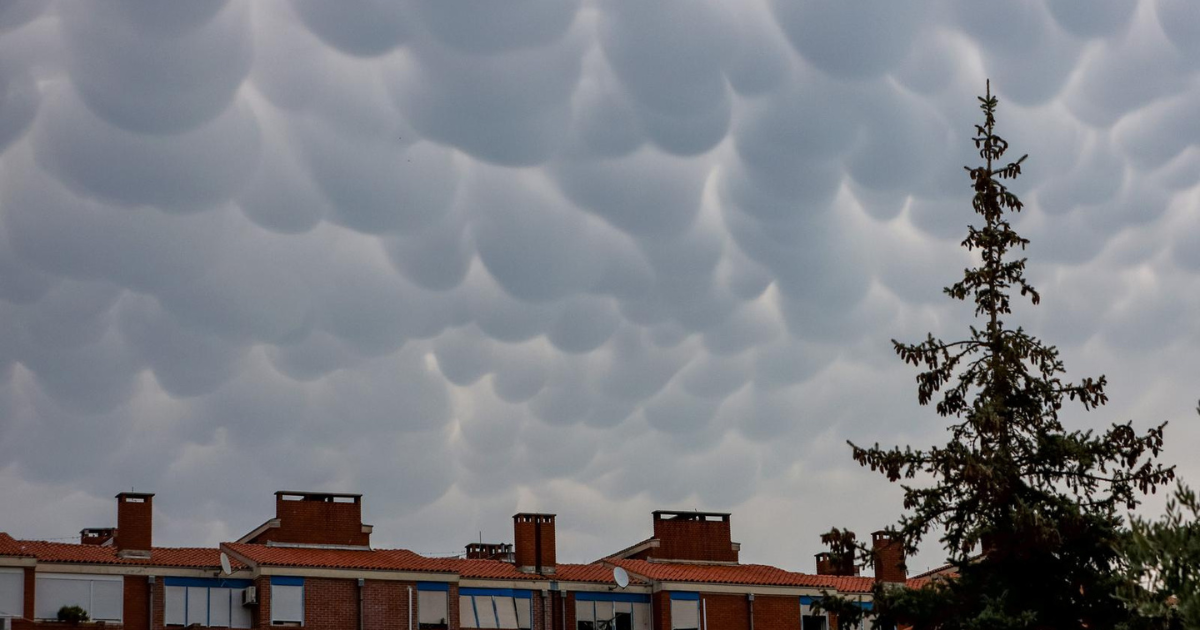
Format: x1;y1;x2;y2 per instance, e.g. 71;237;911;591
702;598;708;630
747;594;754;630
358;578;365;630
148;576;156;630
408;585;414;630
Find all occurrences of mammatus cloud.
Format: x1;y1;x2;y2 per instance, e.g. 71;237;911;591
0;0;1198;573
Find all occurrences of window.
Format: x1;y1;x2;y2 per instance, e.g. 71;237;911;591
670;594;699;630
575;593;651;630
271;577;304;625
0;569;22;618
35;573;123;622
419;583;450;629
801;602;828;630
459;590;532;629
164;578;253;628
576;599;595;630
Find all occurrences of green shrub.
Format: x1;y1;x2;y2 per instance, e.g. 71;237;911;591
57;605;89;625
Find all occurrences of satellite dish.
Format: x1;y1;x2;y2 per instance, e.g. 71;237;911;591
220;552;233;576
613;566;630;589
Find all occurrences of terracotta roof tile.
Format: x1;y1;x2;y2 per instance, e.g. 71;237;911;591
10;540;243;569
555;563;644;584
609;559;828;589
805;575;877;594
222;543;453;573
0;533;33;557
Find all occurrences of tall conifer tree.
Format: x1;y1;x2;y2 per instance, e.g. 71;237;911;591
823;83;1176;630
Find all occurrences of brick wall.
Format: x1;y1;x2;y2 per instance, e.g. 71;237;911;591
698;594;749;630
652;592;671;630
123;576;149;630
362;580;414;630
751;596;799;630
652;517;737;563
260;496;370;547
254;575;272;629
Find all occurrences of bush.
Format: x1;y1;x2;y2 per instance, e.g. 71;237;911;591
57;605;89;625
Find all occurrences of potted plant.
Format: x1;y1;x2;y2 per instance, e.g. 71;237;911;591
57;605;89;625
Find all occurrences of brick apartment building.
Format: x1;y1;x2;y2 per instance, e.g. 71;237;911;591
0;491;931;630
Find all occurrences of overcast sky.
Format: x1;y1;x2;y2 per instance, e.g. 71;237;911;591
1;0;1199;575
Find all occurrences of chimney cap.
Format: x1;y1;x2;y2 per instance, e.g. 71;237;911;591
116;492;155;500
871;530;897;539
276;491;362;501
513;513;556;521
652;510;730;522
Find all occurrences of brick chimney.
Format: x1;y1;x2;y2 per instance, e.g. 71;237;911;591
815;551;858;576
115;493;154;557
650;511;738;563
81;527;116;546
466;543;513;561
871;531;906;584
513;513;555;574
264;491;371;547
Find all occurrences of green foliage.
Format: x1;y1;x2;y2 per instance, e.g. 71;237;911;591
820;527;859;575
57;604;89;625
1117;402;1200;630
821;83;1176;630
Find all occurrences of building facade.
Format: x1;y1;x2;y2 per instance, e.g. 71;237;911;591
0;491;924;630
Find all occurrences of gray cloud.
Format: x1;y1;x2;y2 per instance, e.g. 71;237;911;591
1;0;1198;576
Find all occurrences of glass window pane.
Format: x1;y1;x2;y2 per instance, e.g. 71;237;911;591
577;600;595;630
420;591;449;626
186;587;207;626
0;570;22;619
91;579;123;622
495;597;518;629
231;591;253;629
596;601;614;627
166;586;188;626
802;617;828;630
615;603;632;630
460;596;477;628
516;598;532;630
36;576;91;620
633;603;651;630
165;585;187;626
576;600;594;623
210;588;231;628
272;584;304;623
671;600;698;630
477;597;498;629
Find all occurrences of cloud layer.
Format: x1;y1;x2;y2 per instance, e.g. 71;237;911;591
1;0;1199;573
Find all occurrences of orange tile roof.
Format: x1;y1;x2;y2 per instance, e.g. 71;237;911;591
555;563;644;584
0;533;33;557
805;574;877;594
609;559;828;589
222;543;453;573
7;539;243;569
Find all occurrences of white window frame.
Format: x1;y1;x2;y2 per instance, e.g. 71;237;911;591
800;603;829;630
165;583;251;629
35;573;124;623
0;568;23;619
